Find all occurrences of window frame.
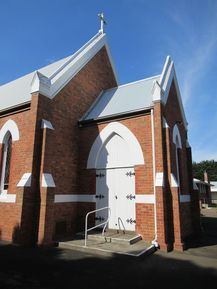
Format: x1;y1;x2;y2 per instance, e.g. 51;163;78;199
0;132;12;193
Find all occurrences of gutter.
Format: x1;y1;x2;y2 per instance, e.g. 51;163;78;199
79;107;153;126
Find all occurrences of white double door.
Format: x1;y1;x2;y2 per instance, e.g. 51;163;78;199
95;167;136;231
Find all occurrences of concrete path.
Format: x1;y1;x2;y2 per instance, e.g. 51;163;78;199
0;208;217;289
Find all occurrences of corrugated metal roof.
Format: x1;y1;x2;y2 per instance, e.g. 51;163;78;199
0;55;72;112
82;75;160;121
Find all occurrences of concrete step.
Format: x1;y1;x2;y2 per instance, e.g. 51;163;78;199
58;238;156;258
76;229;142;245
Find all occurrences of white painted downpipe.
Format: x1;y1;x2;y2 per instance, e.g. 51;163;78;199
151;108;159;248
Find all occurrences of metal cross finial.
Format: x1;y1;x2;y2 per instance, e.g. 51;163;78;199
98;12;107;33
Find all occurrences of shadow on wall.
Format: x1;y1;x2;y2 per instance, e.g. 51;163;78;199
12;223;21;244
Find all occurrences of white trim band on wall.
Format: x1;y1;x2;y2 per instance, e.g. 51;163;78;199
54;194;156;204
180;195;191;203
155;172;164;187
54;194;96;203
136;194;155;204
0;193;16;203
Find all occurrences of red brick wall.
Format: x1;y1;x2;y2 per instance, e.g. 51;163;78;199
0;100;39;243
78;115;156;242
162;80;198;245
0;45;117;245
34;46;117;243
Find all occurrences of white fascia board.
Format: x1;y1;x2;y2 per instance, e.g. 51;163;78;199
152;80;163;102
104;41;119;84
31;32;118;99
31;71;51;97
157;56;188;131
172;73;188;130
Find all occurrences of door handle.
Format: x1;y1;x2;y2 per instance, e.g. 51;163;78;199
115;195;118;199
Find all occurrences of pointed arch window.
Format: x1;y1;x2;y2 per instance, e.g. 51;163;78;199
1;133;12;192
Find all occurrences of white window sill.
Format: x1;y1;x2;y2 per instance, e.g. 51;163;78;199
0;190;16;203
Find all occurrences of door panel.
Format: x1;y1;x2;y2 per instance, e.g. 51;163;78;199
113;168;135;231
95;169;108;225
95;168;136;231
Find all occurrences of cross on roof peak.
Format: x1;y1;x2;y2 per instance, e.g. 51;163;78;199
98;12;107;33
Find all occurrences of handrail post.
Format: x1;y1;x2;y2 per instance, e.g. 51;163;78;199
84;206;110;247
85;213;88;247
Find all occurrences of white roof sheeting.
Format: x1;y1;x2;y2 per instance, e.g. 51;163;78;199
0;56;71;111
82;76;160;121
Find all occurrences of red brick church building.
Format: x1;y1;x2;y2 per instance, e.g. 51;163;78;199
0;27;200;251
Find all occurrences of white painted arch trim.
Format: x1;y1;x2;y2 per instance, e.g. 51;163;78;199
87;122;144;168
172;124;182;149
0;119;20;143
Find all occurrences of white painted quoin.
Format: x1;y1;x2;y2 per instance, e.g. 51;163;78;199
88;122;144;231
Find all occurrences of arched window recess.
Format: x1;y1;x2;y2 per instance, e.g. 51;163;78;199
0;132;12;192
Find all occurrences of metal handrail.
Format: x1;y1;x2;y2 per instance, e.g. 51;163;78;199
84;206;111;247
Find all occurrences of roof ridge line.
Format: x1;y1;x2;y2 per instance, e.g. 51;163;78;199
49;32;104;80
104;75;161;92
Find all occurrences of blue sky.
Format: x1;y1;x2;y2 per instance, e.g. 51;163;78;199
0;0;217;162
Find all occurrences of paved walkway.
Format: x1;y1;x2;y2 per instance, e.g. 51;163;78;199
0;208;217;289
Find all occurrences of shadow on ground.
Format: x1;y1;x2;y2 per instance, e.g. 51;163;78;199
0;209;217;289
0;242;216;289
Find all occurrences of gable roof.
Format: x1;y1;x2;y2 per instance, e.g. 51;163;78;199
152;56;188;129
0;32;118;112
81;75;160;121
81;56;188;127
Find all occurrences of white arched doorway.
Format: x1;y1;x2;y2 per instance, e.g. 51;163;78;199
87;122;144;231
